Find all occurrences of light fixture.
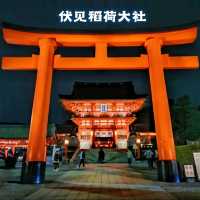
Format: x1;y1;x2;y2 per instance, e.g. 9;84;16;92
64;139;69;145
136;138;141;144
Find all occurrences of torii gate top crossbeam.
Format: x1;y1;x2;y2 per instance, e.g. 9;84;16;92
1;27;199;71
3;27;197;46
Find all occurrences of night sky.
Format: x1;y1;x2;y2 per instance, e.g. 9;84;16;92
0;0;200;124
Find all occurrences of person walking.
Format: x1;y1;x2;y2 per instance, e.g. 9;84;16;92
79;150;86;168
53;150;60;171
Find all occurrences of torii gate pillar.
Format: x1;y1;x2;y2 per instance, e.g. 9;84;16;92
26;39;56;183
146;38;178;182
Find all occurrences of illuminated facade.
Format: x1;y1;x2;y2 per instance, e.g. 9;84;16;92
62;101;145;149
0;124;56;153
60;82;145;150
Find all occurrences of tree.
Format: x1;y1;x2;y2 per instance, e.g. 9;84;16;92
171;95;192;145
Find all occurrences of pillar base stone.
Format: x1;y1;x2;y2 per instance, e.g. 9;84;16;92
21;161;46;184
157;160;180;182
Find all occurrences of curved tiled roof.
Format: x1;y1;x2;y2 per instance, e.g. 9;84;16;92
60;81;146;100
0;124;56;139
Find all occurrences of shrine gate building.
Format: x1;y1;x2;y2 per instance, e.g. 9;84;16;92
60;82;145;150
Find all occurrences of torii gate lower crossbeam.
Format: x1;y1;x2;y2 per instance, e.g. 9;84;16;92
1;27;199;183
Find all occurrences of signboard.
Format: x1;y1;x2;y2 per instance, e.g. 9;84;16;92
100;104;108;113
184;165;195;178
95;131;113;137
80;140;91;150
59;10;147;24
193;152;200;181
116;140;127;149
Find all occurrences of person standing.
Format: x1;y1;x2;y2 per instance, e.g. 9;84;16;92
127;149;133;166
79;150;86;168
21;149;27;183
152;149;158;168
0;148;5;160
98;148;105;163
5;148;15;168
144;148;154;169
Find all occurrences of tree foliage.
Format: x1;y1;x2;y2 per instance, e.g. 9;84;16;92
171;95;200;145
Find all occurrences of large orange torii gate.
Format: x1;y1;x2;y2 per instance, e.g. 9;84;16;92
1;27;199;183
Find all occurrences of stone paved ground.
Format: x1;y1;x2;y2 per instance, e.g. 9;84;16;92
0;161;200;200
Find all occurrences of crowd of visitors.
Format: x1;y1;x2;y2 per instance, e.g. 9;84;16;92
127;147;158;169
0;146;158;172
0;148;19;168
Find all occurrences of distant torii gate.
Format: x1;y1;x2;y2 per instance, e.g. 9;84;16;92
1;27;199;183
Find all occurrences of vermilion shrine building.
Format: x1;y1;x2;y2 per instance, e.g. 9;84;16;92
60;82;145;150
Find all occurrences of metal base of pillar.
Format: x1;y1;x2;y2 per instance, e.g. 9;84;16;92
21;161;46;184
157;160;180;182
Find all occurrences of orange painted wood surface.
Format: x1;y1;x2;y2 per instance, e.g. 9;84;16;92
27;39;56;162
3;27;197;46
146;38;177;161
2;55;198;71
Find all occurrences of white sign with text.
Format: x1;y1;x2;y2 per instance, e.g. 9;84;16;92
59;10;147;23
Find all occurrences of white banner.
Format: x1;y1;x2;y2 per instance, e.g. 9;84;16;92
193;152;200;181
